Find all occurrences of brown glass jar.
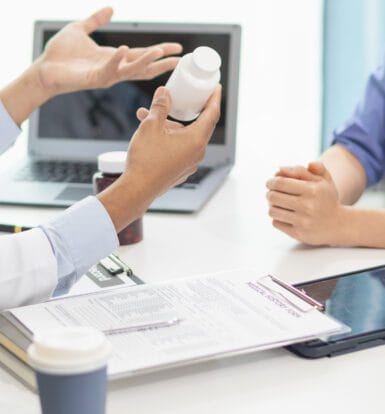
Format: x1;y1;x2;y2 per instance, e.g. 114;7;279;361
93;151;143;245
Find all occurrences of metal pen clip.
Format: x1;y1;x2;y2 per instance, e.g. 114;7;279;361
262;275;324;311
258;275;324;312
103;317;182;336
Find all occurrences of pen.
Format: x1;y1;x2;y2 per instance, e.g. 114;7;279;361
103;317;182;336
0;224;33;233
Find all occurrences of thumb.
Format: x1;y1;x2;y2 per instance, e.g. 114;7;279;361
80;7;113;34
146;87;171;125
308;161;333;181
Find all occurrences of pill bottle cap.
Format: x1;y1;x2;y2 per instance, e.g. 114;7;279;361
97;151;127;174
192;46;221;74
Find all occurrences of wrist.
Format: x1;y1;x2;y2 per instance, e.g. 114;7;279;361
332;205;358;246
23;60;52;106
0;60;51;126
97;173;154;233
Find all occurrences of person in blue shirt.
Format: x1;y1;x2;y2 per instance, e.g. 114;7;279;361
266;61;385;248
0;7;221;309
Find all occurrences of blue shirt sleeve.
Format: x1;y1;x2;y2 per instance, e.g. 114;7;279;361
0;99;21;154
332;64;385;187
40;196;119;296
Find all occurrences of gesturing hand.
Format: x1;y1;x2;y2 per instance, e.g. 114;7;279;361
98;85;221;231
266;162;344;246
127;85;221;194
36;7;182;98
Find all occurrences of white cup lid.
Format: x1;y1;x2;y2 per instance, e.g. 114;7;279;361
192;46;221;73
97;151;127;174
27;327;112;375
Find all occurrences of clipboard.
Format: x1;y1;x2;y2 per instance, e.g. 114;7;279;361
0;270;345;391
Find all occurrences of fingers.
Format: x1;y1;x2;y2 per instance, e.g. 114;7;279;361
129;47;164;68
79;7;113;34
119;42;182;78
100;45;130;83
277;165;321;181
186;85;222;139
266;190;298;211
268;206;296;225
127;43;183;60
266;176;309;195
308;161;333;182
119;54;179;81
164;119;184;129
307;161;324;176
117;47;163;79
145;87;171;125
137;107;183;129
272;220;297;239
143;57;181;79
136;107;150;122
153;42;183;56
110;42;182;82
174;167;198;187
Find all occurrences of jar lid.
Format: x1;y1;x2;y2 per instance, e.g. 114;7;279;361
192;46;221;74
97;151;127;174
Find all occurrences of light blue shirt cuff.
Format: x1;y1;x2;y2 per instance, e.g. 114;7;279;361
0;99;21;154
40;196;119;296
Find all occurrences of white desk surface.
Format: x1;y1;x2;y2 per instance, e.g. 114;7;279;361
1;137;385;414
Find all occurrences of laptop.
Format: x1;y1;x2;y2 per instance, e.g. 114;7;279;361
0;21;241;213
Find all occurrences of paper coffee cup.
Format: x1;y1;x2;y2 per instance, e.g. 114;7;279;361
28;326;112;414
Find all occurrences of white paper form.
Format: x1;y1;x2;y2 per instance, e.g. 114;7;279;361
9;270;343;377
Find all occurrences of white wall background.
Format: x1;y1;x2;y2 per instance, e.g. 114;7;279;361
0;0;322;171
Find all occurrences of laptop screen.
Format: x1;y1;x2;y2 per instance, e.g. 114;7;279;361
37;30;230;146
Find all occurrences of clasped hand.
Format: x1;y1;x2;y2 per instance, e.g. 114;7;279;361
266;162;345;246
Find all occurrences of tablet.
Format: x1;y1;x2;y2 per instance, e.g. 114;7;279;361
287;264;385;358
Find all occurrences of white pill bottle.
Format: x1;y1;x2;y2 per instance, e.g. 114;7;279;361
165;46;221;122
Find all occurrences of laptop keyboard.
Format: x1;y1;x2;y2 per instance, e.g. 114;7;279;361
175;166;212;188
14;161;98;184
14;161;212;188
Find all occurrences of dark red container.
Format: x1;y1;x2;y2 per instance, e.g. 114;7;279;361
93;152;143;245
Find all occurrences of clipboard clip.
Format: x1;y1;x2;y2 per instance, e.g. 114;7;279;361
99;254;134;277
258;275;324;312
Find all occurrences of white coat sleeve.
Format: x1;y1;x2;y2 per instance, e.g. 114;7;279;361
0;228;58;310
0;100;119;309
0;99;20;153
0;99;55;310
0;99;56;310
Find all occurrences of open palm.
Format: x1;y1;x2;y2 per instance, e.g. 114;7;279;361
37;7;182;96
